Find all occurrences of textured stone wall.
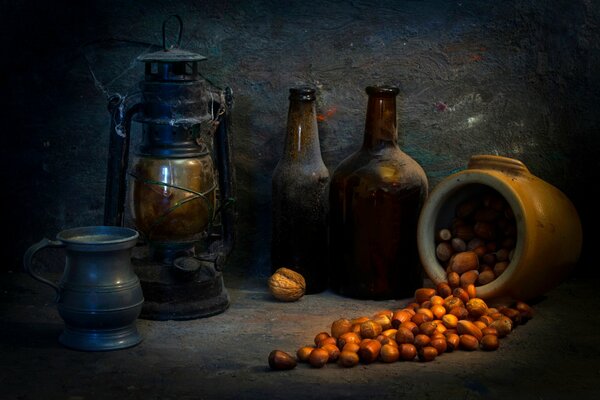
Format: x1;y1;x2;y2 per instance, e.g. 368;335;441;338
2;0;598;277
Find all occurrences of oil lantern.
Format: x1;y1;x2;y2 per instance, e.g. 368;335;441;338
104;16;235;320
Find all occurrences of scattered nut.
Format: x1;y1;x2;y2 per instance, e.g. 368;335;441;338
268;268;306;302
268;350;297;370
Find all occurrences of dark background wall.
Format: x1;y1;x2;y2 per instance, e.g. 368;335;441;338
2;0;598;280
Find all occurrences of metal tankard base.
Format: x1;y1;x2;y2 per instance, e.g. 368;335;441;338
59;324;143;352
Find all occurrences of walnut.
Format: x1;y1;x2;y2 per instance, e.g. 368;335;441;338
268;267;306;302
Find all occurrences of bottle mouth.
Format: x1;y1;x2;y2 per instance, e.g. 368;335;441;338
289;87;316;101
366;86;399;97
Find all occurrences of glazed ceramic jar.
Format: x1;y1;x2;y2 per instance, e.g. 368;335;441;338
417;155;582;302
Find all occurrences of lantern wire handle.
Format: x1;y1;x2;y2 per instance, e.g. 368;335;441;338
162;15;183;51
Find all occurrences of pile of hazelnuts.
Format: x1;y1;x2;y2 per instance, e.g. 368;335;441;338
268;283;533;370
268;190;531;370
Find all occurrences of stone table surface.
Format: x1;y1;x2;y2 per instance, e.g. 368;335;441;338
1;270;599;400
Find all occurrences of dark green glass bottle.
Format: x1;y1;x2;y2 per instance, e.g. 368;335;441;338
271;87;330;293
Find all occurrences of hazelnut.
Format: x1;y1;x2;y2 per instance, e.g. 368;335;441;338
466;298;489;318
480;334;500;351
337;332;360;349
449;306;469;320
459;334;479;351
515;301;534;321
430;337;447;355
477;270;496;286
342;343;360;353
489;317;513;337
414;334;431;348
358;339;381;364
268;350;297;370
321;344;340;362
380;344;400;363
453;287;470;303
431;304;446;320
445;333;460;352
395;327;415;344
338;350;359;368
391;310;413;328
451;238;467;252
308;348;329;368
317;337;337;348
415;288;436;304
399;343;417;361
372;314;392;331
465;283;477;300
436;242;454;262
457;320;483;341
314;332;330;346
444;296;464;310
447;271;460;288
419;321;438;336
441;314;458;329
400;321;419;336
500;307;522;325
331;318;352;339
382;328;398;339
360;320;383;339
436;282;453;298
418;346;438;362
296;346;314;362
449;251;479;274
481;327;498;337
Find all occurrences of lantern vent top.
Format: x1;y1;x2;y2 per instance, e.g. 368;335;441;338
136;15;207;81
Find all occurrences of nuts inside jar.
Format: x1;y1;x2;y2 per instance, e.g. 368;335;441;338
435;189;517;289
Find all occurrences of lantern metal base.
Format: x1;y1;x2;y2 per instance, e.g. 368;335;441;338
132;254;230;321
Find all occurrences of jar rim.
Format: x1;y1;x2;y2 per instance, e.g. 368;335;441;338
417;173;527;299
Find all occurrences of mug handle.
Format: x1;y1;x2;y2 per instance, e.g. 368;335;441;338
23;238;66;302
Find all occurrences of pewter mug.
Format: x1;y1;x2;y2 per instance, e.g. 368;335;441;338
24;226;144;351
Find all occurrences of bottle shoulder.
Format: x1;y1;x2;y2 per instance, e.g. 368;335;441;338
331;147;428;188
273;159;330;188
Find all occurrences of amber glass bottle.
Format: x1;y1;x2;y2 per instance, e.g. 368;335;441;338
271;87;330;293
329;86;428;299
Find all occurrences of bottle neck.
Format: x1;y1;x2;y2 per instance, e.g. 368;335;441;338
283;98;321;161
362;90;399;151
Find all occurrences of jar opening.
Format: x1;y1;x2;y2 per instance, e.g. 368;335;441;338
429;184;519;292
